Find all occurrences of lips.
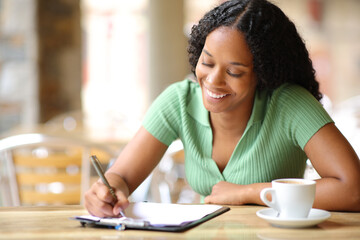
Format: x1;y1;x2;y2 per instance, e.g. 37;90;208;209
206;88;228;99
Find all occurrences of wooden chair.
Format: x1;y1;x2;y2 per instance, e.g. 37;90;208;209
0;133;119;206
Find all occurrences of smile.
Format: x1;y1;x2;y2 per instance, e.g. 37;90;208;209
206;88;228;99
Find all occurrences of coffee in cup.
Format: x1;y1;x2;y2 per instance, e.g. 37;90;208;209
260;178;316;219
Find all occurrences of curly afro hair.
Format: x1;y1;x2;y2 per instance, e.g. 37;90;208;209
188;0;322;101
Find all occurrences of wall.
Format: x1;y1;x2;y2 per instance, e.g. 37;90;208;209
0;0;38;132
0;0;82;134
37;0;82;122
1;0;359;139
275;0;360;105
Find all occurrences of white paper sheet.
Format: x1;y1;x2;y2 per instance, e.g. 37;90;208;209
78;202;224;227
124;202;223;226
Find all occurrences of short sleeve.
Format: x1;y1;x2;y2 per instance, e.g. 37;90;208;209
275;84;334;149
142;80;189;146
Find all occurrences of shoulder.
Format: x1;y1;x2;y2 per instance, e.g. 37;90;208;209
142;79;199;145
268;83;329;119
270;83;321;110
273;83;315;100
164;78;198;93
157;79;198;102
267;84;333;149
145;79;197;116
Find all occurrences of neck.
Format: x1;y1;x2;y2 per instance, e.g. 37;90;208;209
210;102;253;136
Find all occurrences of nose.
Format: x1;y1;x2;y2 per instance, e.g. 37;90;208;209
206;68;225;86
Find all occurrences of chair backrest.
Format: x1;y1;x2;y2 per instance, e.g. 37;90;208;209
0;133;118;206
141;139;200;204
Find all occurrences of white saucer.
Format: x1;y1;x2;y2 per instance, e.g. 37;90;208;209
256;208;331;228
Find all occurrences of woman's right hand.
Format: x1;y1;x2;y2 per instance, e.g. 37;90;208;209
84;172;130;217
84;127;169;217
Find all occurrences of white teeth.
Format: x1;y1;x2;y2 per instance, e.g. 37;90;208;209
206;89;227;99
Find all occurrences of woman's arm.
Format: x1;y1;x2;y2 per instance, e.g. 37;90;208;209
304;122;360;211
205;123;360;211
84;126;168;217
204;181;270;205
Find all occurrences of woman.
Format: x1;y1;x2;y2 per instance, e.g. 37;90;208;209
85;0;360;217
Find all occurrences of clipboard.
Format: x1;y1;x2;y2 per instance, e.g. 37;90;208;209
73;202;230;232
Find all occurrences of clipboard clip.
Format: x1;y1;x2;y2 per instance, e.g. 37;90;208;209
101;217;150;230
74;216;150;231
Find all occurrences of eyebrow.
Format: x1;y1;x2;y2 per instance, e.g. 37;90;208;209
203;49;213;57
229;61;249;67
202;49;249;67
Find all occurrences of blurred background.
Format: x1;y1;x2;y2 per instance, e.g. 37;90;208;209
1;0;360;145
0;0;359;205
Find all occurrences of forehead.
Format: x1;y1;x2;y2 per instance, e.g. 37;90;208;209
204;26;253;64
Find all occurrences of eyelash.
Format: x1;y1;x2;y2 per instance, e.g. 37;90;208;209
201;62;243;78
227;71;243;78
201;62;213;67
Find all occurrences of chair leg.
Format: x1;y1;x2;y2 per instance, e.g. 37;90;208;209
80;148;91;205
1;151;20;206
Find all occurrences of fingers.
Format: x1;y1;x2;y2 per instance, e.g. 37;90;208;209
84;181;128;217
84;189;113;217
204;181;246;205
96;181;117;204
85;193;113;217
204;195;212;204
112;191;130;216
204;182;221;204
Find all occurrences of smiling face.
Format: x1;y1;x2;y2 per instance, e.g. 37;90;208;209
195;26;257;114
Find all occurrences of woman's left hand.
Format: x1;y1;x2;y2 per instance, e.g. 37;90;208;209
204;181;246;205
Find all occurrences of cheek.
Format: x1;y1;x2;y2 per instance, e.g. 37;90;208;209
195;63;207;81
248;72;257;88
195;63;201;79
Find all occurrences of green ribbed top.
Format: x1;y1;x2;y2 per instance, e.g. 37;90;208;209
143;79;333;197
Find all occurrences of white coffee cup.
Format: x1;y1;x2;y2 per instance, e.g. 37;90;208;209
260;178;316;219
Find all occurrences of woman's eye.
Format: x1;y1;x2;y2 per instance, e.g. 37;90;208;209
227;70;243;78
201;62;213;67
